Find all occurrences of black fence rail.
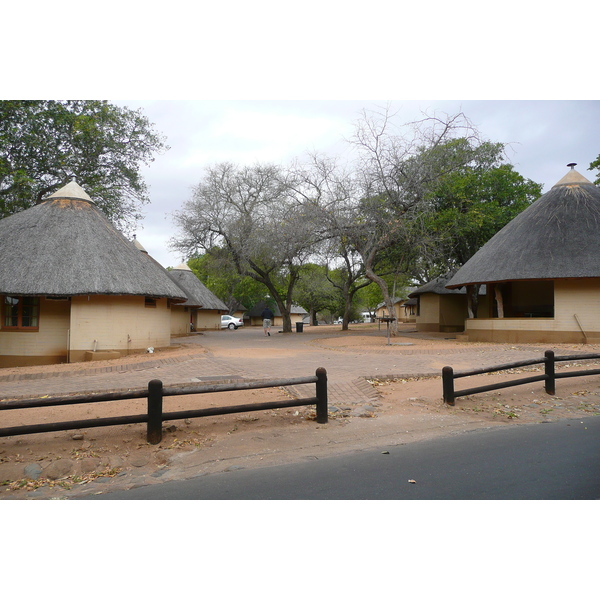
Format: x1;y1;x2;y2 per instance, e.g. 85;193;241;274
442;351;600;406
0;368;328;444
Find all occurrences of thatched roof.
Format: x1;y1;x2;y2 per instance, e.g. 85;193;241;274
229;299;247;313
409;272;487;297
375;297;407;310
447;166;600;289
409;272;464;297
167;264;228;311
0;181;187;300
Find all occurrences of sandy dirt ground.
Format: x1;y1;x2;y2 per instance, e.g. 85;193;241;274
2;332;600;499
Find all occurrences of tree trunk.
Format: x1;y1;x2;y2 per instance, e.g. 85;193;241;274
342;282;353;330
253;268;298;334
467;285;474;319
466;285;480;318
495;285;504;319
365;264;397;335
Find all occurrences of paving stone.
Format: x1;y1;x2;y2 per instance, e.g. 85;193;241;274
42;459;75;480
24;463;43;479
78;458;102;474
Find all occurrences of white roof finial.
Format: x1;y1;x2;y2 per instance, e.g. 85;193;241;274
46;180;95;204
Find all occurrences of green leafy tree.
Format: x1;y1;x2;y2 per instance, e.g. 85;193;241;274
187;252;265;313
354;279;383;316
292;263;338;325
325;260;373;329
590;154;600;185
0;100;168;231
423;162;542;269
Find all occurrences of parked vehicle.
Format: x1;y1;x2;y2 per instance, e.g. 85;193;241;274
221;315;244;330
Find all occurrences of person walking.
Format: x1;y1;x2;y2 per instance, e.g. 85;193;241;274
261;306;275;336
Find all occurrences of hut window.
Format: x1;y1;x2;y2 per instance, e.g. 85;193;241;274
2;296;39;330
145;297;157;308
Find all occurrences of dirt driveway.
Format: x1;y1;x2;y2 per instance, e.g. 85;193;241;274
2;324;600;499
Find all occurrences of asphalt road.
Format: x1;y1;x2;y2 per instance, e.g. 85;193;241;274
81;416;600;500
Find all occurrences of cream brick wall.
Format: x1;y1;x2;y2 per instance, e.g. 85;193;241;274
195;310;222;330
466;317;555;333
554;279;600;334
0;297;70;359
416;294;470;332
163;306;225;335
171;305;192;335
417;294;440;324
69;295;172;353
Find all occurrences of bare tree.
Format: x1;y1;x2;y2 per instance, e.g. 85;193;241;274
171;109;487;337
171;162;318;332
284;153;371;330
345;107;482;333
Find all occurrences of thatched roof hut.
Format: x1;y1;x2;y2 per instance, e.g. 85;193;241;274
229;299;248;319
0;180;186;300
444;165;600;344
447;166;600;288
168;264;228;333
168;264;228;310
374;296;415;323
0;181;187;366
408;272;488;333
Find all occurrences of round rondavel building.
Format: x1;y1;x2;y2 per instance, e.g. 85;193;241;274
446;164;600;344
0;181;187;366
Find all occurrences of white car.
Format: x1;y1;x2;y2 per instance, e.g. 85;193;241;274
221;315;244;330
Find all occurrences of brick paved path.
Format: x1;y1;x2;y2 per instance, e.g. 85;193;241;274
0;326;562;408
3;324;596;500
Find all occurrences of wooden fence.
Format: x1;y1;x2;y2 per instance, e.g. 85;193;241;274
0;368;328;444
442;351;600;405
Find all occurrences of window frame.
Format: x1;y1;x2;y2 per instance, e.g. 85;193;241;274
144;297;157;308
1;295;40;331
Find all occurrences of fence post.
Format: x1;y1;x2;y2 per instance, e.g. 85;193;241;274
147;379;163;444
544;350;556;395
442;366;455;405
315;367;328;423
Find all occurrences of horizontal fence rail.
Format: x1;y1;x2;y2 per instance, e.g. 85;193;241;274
0;368;328;444
442;351;600;406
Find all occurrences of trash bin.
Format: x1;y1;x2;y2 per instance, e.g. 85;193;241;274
295;322;304;333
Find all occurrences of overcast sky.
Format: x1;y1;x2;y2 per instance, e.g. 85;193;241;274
112;99;600;268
